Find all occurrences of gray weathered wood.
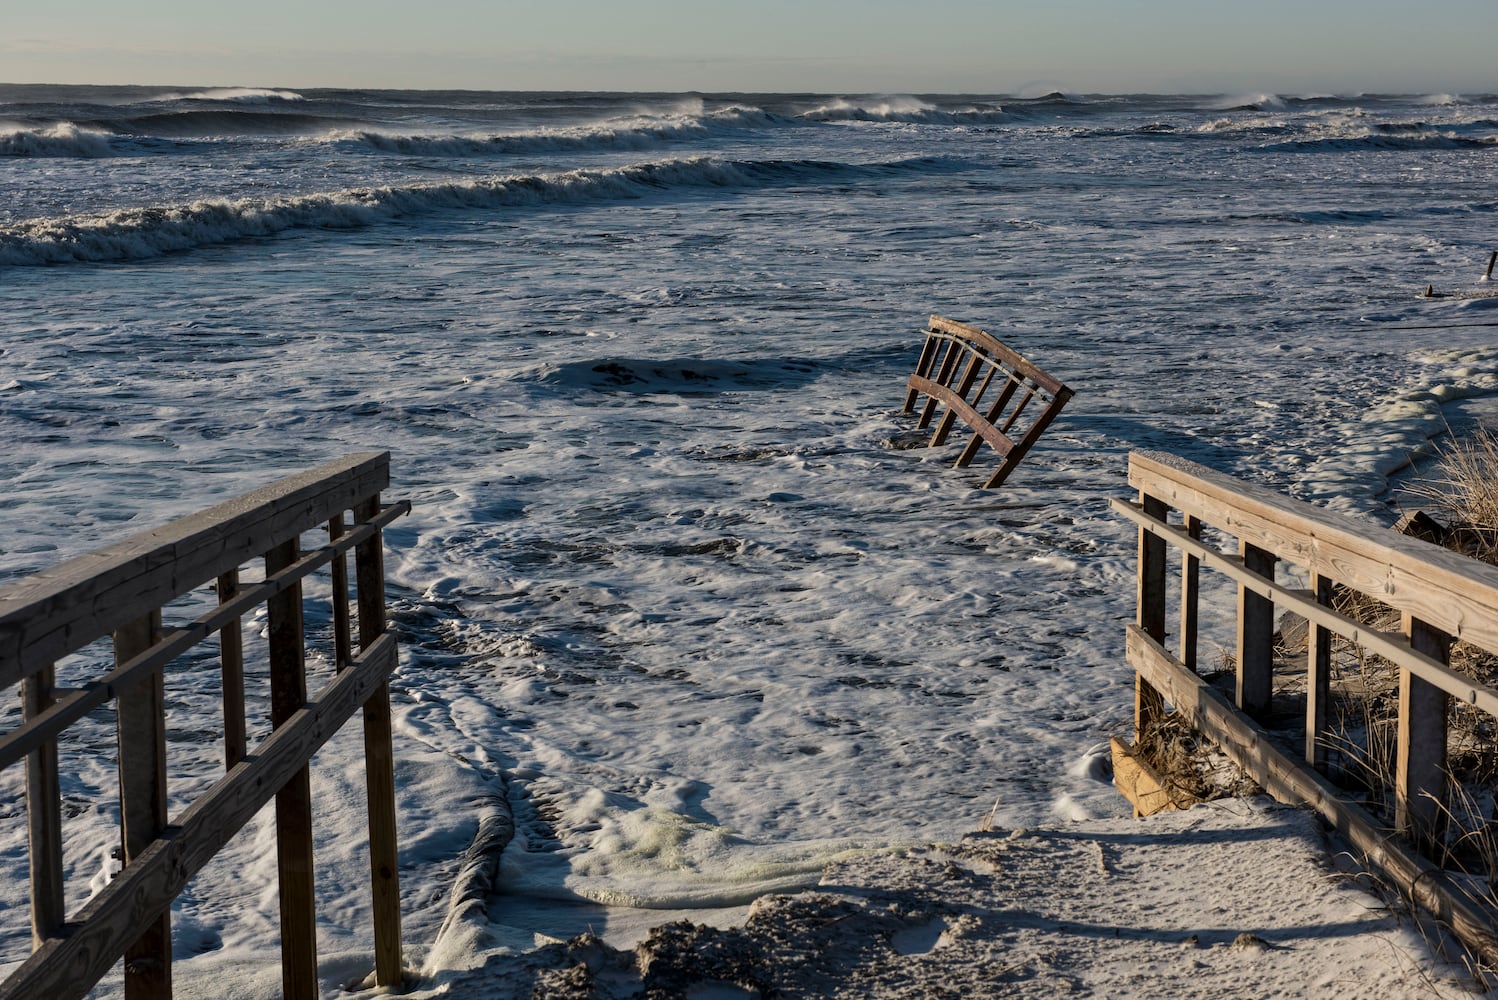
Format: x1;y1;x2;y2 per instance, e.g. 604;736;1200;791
0;504;407;775
1111;496;1498;719
1397;615;1451;858
1127;449;1498;654
356;495;404;987
266;538;318;1000
1135;493;1169;752
22;665;63;949
2;636;398;1000
1236;542;1277;720
328;517;353;671
218;570;247;768
114;612;170;1000
1179;515;1201;672
1126;625;1498;967
0;452;391;690
1306;574;1332;772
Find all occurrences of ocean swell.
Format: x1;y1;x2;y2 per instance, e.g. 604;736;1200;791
0;155;971;266
1;122;116;158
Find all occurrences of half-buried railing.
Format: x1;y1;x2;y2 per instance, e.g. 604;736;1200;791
0;452;409;1000
1112;450;1498;966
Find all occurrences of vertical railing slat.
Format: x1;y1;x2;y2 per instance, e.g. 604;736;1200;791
1306;574;1332;772
329;516;354;671
1179;516;1201;673
218;569;248;769
114;611;171;1000
1398;614;1451;859
1134;492;1169;818
356;495;404;987
1236;542;1277;721
266;537;319;1000
22;665;64;950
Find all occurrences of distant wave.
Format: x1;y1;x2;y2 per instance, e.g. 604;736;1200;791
122;109;342;135
330;106;795;158
800;98;1008;126
0;122;115;157
166;88;306;104
0;155;972;267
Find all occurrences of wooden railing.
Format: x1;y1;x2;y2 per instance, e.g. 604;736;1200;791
0;452;410;1000
902;315;1073;488
1112;450;1498;965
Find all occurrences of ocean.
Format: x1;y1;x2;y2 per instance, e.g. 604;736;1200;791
3;84;1498;995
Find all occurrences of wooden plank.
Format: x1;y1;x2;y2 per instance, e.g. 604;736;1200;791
1111;497;1498;719
982;383;1073;489
1397;615;1451;858
356;495;403;987
1135;494;1169;744
927;316;1069;395
1110;736;1192;816
266;538;318;1000
22;665;63;949
928;350;985;448
114;612;170;1000
906;375;1016;456
1306;574;1332;772
1179;516;1201;672
956;372;1022;468
915;337;963;428
218;570;247;768
0;452;392;690
901;330;940;413
2;635;398;1000
1236;542;1277;720
1125;625;1498;967
1126;450;1498;655
328;518;353;671
0;505;408;775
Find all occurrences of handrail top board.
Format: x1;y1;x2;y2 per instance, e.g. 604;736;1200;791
926;315;1071;397
1128;449;1498;649
0;451;391;683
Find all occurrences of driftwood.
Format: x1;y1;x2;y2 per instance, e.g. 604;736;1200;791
902;316;1073;488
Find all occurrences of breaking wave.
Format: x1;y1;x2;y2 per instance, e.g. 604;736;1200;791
167;88;306;104
331;106;795;157
0;122;116;157
0;155;972;266
801;98;1008;125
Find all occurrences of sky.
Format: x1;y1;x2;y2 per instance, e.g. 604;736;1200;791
3;0;1497;95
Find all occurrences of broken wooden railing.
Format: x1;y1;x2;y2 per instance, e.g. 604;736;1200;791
1112;449;1498;965
902;315;1073;488
0;452;410;1000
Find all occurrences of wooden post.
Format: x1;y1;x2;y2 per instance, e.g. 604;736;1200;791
218;570;247;769
1179;516;1201;673
356;495;404;987
1135;494;1169;756
1306;574;1332;772
266;537;318;1000
114;611;170;1000
1486;250;1496;282
1236;542;1277;720
22;665;64;950
1398;614;1451;859
916;338;962;428
902;329;939;413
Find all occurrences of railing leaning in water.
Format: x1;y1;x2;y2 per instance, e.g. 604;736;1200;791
0;452;410;1000
1112;450;1498;967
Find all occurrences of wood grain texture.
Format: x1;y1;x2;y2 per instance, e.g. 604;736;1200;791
1;635;398;1000
0;452;391;689
1126;625;1498;967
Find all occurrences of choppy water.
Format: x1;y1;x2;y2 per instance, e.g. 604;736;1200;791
4;84;1498;993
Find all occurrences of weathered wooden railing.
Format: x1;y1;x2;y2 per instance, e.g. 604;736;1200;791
1112;450;1498;965
902;315;1073;487
0;452;410;999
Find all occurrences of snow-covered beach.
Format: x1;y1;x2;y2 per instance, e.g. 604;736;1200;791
4;86;1498;995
